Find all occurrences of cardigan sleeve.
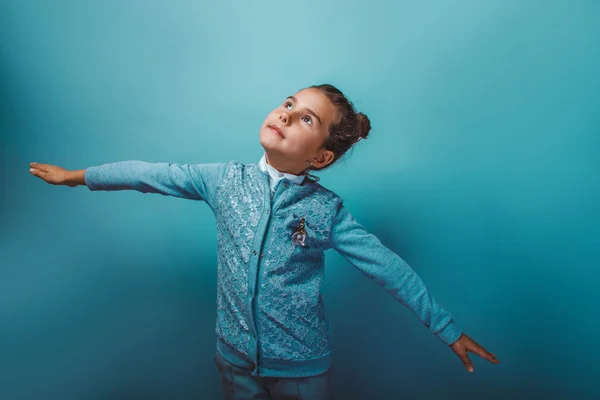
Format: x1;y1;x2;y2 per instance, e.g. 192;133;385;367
328;197;463;346
84;160;230;211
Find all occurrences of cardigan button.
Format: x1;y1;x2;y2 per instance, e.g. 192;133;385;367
260;253;264;258
253;250;257;255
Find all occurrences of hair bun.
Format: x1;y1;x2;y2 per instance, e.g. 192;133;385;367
356;113;371;140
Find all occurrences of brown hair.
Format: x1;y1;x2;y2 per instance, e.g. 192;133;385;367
304;84;371;178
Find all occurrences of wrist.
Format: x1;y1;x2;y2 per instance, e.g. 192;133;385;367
65;169;86;187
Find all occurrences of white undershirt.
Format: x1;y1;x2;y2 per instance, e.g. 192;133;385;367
258;153;306;194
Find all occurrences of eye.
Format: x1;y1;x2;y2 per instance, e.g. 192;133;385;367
302;116;312;125
284;101;292;110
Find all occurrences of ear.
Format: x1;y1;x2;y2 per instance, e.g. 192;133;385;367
313;150;335;169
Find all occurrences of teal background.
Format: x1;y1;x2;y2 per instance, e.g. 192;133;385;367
1;1;598;399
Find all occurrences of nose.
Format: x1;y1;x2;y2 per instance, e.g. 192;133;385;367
279;111;290;125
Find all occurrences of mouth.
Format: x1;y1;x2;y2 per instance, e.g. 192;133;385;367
268;125;284;138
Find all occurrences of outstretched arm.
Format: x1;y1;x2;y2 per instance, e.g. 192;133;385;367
29;160;229;210
327;198;500;371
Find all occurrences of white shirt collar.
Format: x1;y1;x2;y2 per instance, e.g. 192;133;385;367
258;153;306;192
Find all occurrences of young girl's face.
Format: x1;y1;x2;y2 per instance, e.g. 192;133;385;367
260;88;336;174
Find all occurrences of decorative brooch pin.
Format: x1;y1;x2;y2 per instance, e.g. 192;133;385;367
291;217;307;248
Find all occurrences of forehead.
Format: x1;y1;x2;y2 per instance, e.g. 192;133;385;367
292;88;336;125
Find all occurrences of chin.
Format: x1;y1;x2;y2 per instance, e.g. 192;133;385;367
259;129;279;149
259;136;275;154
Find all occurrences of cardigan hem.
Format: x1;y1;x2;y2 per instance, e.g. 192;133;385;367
216;336;331;378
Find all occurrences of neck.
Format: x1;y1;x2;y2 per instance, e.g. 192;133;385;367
265;153;306;176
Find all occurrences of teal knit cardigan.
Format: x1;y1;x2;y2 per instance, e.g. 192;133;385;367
84;159;462;378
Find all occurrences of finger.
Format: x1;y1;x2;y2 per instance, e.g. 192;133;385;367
32;163;49;172
487;352;500;363
29;166;48;177
458;352;474;373
478;351;499;364
469;344;500;364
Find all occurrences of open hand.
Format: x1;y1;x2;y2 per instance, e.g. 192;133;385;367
449;333;500;372
29;162;74;187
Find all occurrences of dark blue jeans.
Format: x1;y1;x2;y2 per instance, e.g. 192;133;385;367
214;351;332;400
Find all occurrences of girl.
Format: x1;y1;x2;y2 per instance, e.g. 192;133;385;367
29;84;500;400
